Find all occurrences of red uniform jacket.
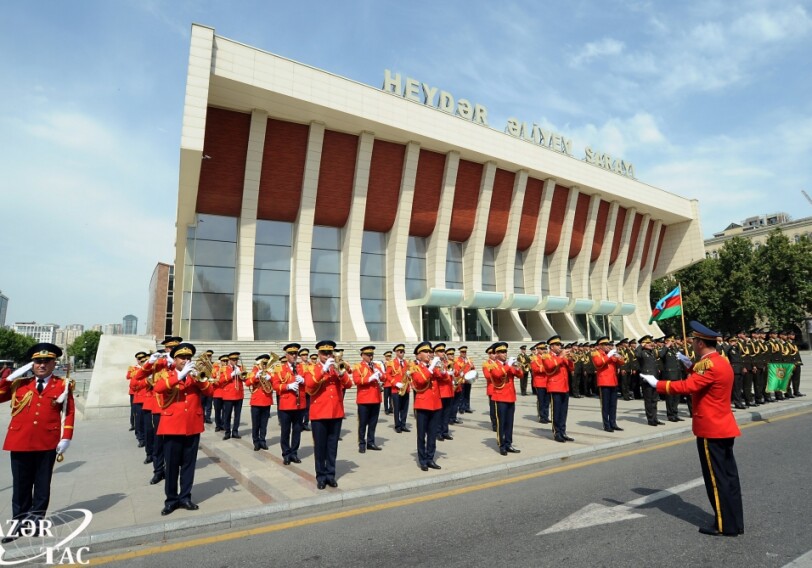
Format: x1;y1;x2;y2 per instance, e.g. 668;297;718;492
530;355;547;389
130;365;147;404
305;364;352;419
592;350;624;388
132;364;159;412
483;359;495;396
272;361;305;411
353;362;383;405
0;375;75;451
210;363;225;399
490;360;522;403
541;353;573;393
245;365;274;407
386;358;409;394
454;357;473;393
656;351;741;439
436;360;455;399
126;365;137;395
153;368;212;436
217;363;245;401
411;363;442;411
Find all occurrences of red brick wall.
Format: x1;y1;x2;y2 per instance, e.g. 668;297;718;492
484;168;515;247
257;118;309;222
544;185;570;256
410;149;445;237
568;193;592;259
609;207;628;265
516;177;544;251
314;130;358;228
197;107;251;217
448;160;484;243
365;139;405;233
590;201;610;262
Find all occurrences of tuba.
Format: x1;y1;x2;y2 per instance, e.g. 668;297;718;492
255;352;279;394
194;353;214;381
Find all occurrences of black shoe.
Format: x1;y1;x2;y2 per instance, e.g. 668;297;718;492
500;449;508;456
260;442;269;450
604;427;614;432
612;426;624;431
326;479;338;488
676;417;685;421
540;419;550;424
668;417;679;422
506;446;520;453
563;435;574;442
465;409;474;413
656;420;665;425
144;456;152;464
290;456;301;464
129;426;135;431
283;457;290;465
215;427;223;433
150;472;165;485
699;526;737;537
402;427;411;432
254;444;260;451
232;433;241;439
785;393;795;399
179;500;199;511
223;432;231;440
303;424;311;431
436;436;444;442
395;427;402;433
572;394;583;398
796;392;806;397
367;443;382;451
317;481;326;490
648;421;658;426
161;503;178;516
442;435;453;441
427;462;441;470
420;464;429;471
137;441;145;448
204;419;213;424
554;435;566;443
358;446;366;453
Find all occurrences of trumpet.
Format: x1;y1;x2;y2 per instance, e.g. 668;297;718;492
335;352;349;374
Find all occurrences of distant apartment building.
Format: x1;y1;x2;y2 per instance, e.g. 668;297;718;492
123;314;138;335
0;291;7;328
146;263;173;340
13;322;58;343
705;212;812;257
103;323;123;335
55;324;85;352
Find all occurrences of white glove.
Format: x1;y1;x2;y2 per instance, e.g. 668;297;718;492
295;375;305;385
507;357;517;367
231;366;242;378
428;356;441;372
148;352;160;364
56;439;70;454
395;382;404;389
369;372;381;384
165;354;174;367
607;349;617;358
676;352;692;368
178;361;194;379
5;362;33;381
322;358;336;372
287;382;300;392
641;373;658;387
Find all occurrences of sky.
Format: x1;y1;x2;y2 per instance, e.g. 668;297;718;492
1;0;810;331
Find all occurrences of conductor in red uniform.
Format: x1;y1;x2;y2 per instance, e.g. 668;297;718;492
412;341;443;471
153;342;213;516
592;337;626;432
489;342;523;455
0;343;75;543
642;321;744;537
272;343;306;465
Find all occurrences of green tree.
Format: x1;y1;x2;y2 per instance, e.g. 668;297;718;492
757;230;812;328
715;237;764;332
68;331;103;367
0;328;37;363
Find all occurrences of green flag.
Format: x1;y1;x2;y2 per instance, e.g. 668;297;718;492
766;362;794;393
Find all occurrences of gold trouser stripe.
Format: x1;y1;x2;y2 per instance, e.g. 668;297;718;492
703;438;723;533
550;397;556;434
494;402;501;447
599;388;605;422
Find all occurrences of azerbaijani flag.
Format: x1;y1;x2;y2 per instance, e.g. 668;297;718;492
649;285;682;324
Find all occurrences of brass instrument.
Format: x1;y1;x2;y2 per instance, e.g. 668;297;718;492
254;352;279;394
335;352;349;374
194;353;214;381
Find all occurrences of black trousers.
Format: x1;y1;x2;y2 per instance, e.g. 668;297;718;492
790;365;802;395
742;370;754;404
642;382;659;423
129;394;135;428
488;396;497;430
10;450;57;521
620;372;631;399
599;386;618;429
163;434;200;508
550;392;569;437
383;387;392;414
665;393;680;420
151;412;165;475
732;372;744;405
133;402;144;442
440;397;454;437
697;437;744;535
520;372;528;395
495;401;515;451
753;366;767;401
222;399;243;435
303;394;311;427
391;392;409;430
535;387;550;421
462;382;472;411
415;409;441;466
251;405;270;445
311;418;342;483
202;396;212;421
453;390;463;420
143;409;154;459
357;403;381;447
279;408;304;459
213;397;224;429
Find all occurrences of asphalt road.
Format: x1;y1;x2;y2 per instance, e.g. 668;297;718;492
90;408;812;568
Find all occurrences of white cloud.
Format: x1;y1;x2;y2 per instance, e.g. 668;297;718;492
570;38;625;67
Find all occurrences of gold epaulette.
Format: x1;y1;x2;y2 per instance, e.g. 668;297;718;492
590;350;600;358
540;354;551;360
693;358;713;375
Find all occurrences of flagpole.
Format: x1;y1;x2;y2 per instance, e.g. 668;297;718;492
678;282;688;355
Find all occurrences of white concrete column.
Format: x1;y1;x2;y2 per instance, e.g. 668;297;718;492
341;131;375;341
233;109;268;340
570;194;602;299
524;178;556;297
496;170;528;296
425;152;459;289
386;142;420;342
623;214;652;302
289;122;325;342
608;207;637;305
637;220;664;333
546;186;580;296
462;162;497;302
590;202;620;301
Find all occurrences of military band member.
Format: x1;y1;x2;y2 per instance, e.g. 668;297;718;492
128;352;148;446
434;344;455;441
200;349;215;424
530;341;550;423
412;341;442;471
353;346;384;453
212;354;229;431
450;347;467;424
787;330;804;397
617;339;634;400
382;350;394;415
727;334;747;409
219;352;245;440
517;345;531;396
273;344;306;464
304;340;353;489
245;354;274;451
458;346;475;413
298;348;313;431
592;337;625;432
642;321;744;537
490;342;523;455
0;343;75;542
542;336;574;442
636;335;663;426
153;342;213;515
752;329;768;404
571;344;585;398
659;335;687;421
483;345;497;431
387;344;411;433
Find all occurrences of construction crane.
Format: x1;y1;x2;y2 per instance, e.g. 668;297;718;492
803;190;812;207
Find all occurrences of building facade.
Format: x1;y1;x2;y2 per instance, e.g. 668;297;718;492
705;213;812;257
122;314;138;335
13;322;58;343
0;291;7;328
54;324;85;354
173;25;704;344
146;262;173;340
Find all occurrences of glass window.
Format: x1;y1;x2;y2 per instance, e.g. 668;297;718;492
253;295;289;322
361;299;386;322
360;253;386;277
192;266;236;294
254;244;292;271
447;241;463;262
360;275;386;300
362;231;386;254
542;255;550;296
406;236;427;301
365;323;386;341
190;319;233;341
311;249;341;274
311;273;340;297
254;320;289;340
255;220;292;246
406;278;426;301
190;292;234;320
311;297;340;321
192;240;237;267
482;246;496;292
195;214;237;242
313;226;342;249
313;322;340;340
407;235;427;257
253;269;291;296
514;251;525;293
